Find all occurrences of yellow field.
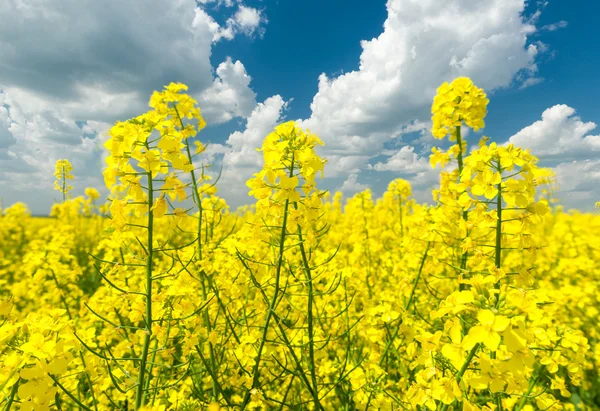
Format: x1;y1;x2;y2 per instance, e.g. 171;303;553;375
1;79;599;410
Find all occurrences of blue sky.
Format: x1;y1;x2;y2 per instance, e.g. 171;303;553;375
0;0;599;213
207;0;600;139
210;0;389;116
487;0;600;136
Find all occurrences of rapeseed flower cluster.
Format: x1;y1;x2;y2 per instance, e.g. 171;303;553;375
53;159;74;202
1;79;599;411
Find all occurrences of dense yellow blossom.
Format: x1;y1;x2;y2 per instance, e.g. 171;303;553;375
1;80;599;411
431;77;489;140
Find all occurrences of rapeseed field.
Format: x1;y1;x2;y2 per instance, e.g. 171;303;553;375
1;79;599;411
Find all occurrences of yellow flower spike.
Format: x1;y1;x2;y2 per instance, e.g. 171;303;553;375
53;159;74;201
431;77;489;140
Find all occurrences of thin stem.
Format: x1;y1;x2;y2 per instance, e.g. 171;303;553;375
135;170;154;410
3;379;19;411
62;165;66;203
378;243;429;368
439;344;480;411
296;217;324;410
174;105;219;400
49;374;94;411
515;371;539;411
456;125;469;290
50;269;99;411
361;195;374;299
241;157;295;409
494;162;503;306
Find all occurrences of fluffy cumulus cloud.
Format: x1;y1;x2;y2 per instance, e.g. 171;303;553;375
340;174;370;194
209;95;290;207
198;58;257;124
197;4;266;42
509;105;600;158
300;0;540;147
508;105;600;210
233;6;265;36
0;0;582;212
0;0;264;213
205;0;552;206
371;146;430;173
296;0;543;198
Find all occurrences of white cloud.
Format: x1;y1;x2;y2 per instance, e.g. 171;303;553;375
0;89;107;200
541;20;568;32
210;95;289;206
223;95;289;168
553;160;600;210
199;4;266;42
372;145;430;173
293;0;544;203
508;104;600;158
233;6;265;36
519;76;544;90
194;7;236;42
325;155;370;177
198;58;257;124
197;0;236;6
0;0;218;99
508;105;600;210
298;0;540;157
0;0;263;213
340;173;369;194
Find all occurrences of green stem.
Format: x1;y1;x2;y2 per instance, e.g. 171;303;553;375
174;106;219;400
62;165;66;203
4;379;19;411
142;339;159;406
491;163;504;408
439;344;480;411
398;198;404;237
49;374;93;411
406;242;430;311
515;371;539;411
456;126;469;291
361;195;374;299
494;167;503;299
456;345;479;381
135;170;154;410
378;243;429;368
174;105;204;261
241;157;295;410
242;259;320;408
50;268;98;411
296;218;323;410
